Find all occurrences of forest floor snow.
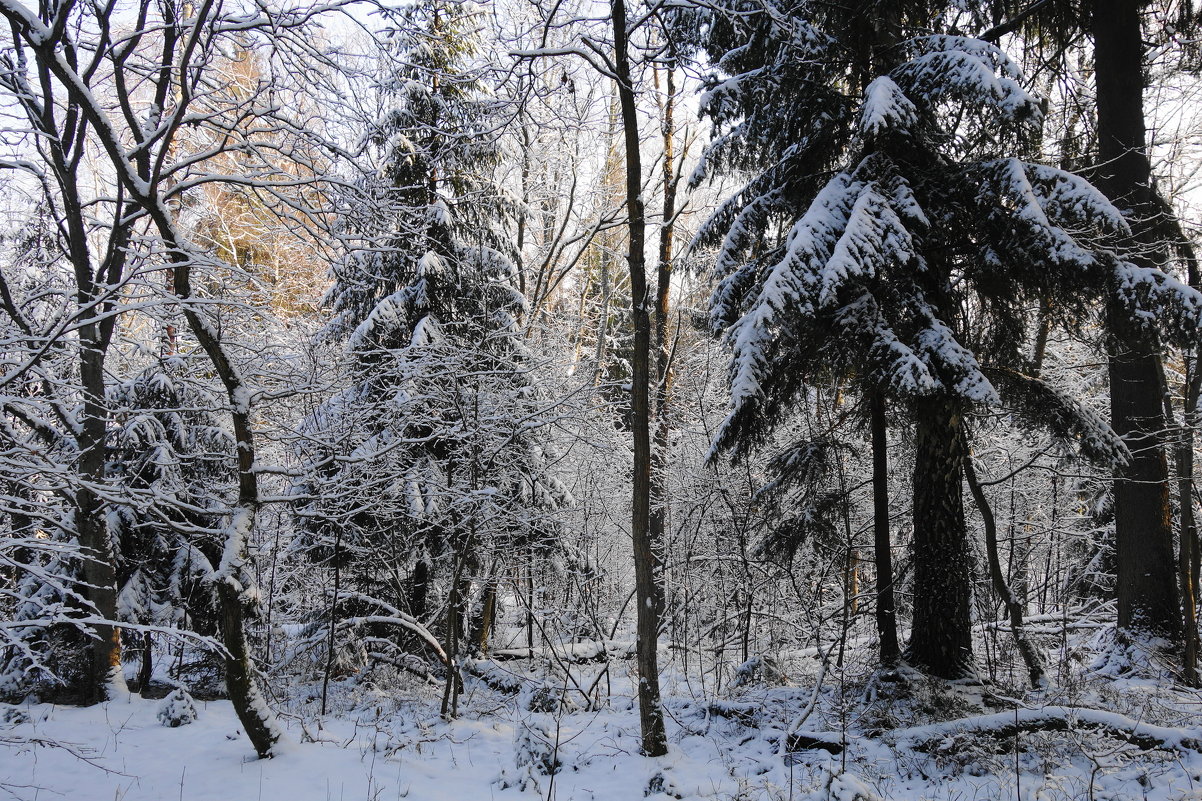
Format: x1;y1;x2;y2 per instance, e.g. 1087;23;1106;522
0;690;746;801
4;643;1202;800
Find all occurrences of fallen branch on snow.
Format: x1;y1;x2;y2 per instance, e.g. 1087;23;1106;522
489;640;636;663
895;706;1202;753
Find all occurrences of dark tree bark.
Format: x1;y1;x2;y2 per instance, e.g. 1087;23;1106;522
870;392;900;667
906;397;975;679
409;559;430;621
1092;0;1182;642
1182;374;1201;681
1163;355;1201;683
74;336;122;704
611;0;669;757
440;555;470;719
1106;316;1179;639
137;632;153;694
1149;192;1202;680
321;527;342;716
440;558;462;718
1175;240;1201;683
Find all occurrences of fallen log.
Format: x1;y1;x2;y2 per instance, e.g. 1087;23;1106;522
785;730;845;755
896;706;1202;753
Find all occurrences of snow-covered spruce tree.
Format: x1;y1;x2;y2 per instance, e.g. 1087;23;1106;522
295;0;569;694
107;364;241;690
324;0;507;333
679;2;1183;679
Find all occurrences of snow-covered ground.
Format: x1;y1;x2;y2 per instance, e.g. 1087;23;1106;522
5;634;1202;801
0;691;744;801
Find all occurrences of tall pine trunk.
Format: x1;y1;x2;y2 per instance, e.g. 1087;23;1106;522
906;397;974;678
1092;0;1181;642
1106;313;1180;639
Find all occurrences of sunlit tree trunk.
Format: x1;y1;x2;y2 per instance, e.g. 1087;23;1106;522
648;62;677;640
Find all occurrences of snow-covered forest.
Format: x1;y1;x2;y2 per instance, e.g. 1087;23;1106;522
2;0;1202;799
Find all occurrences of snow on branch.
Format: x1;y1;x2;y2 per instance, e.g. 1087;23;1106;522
834;294;938;396
720;172;863;414
894;36;1040;125
858;76;918;141
916;316;1000;405
1112;259;1202;345
818;181;918;308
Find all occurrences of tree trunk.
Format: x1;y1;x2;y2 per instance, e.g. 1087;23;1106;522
1157;335;1201;682
1178;242;1201;684
440;554;469;719
409;558;430;621
906;397;975;679
1092;0;1181;642
870;392;900;667
525;551;536;653
320;526;342;716
471;572;498;655
647;63;677;639
1174;364;1199;683
1106;313;1180;639
171;253;284;759
138;632;153;693
216;580;280;754
66;165;124;706
611;0;668;757
74;474;123;704
72;297;122;703
1031;300;1051;378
